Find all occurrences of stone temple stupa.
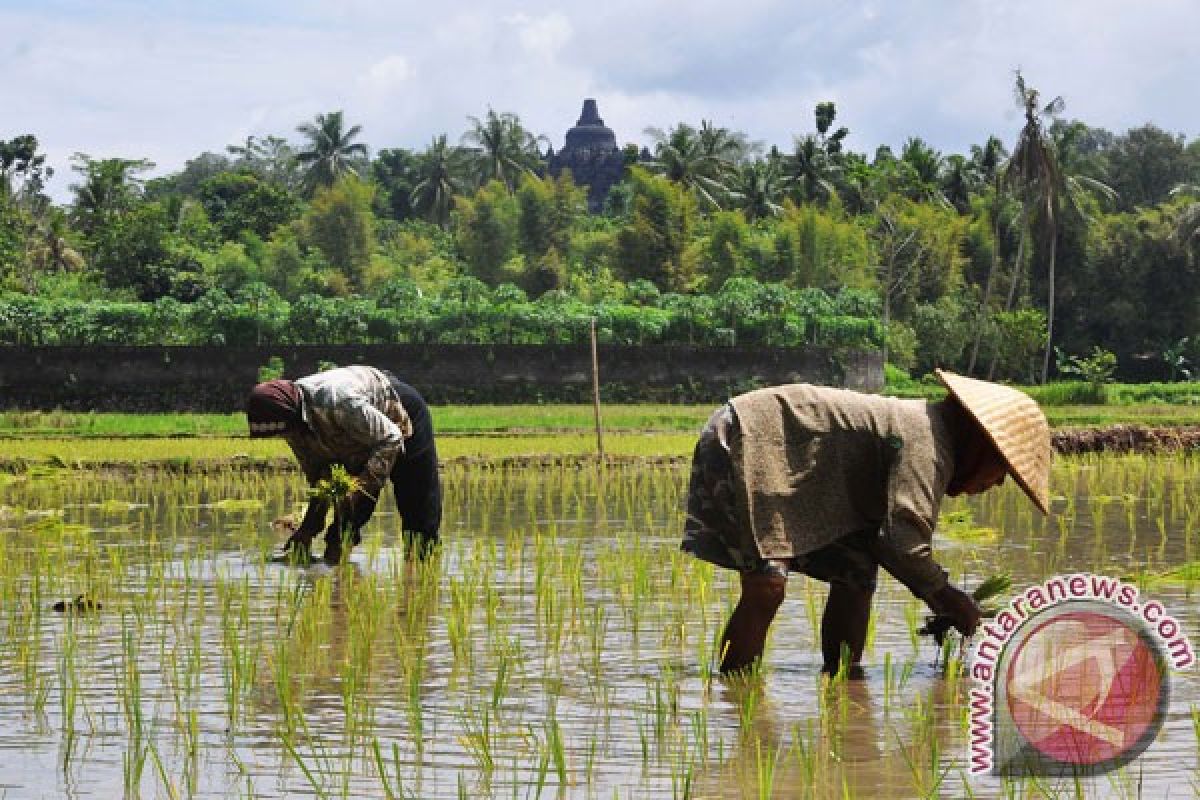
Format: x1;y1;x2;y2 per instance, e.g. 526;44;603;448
547;98;626;212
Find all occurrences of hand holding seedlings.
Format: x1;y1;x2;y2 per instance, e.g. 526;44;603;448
271;516;315;565
308;465;369;565
918;573;1012;646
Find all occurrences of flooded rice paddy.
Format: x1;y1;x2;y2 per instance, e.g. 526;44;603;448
0;453;1197;798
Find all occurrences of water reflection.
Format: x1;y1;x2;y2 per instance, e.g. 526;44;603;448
0;456;1194;798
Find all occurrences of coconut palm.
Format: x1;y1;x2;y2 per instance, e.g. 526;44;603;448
898;137;949;206
1039;124;1116;381
1000;75;1116;382
410;134;467;228
1170;183;1200;249
461;109;545;192
28;208;84;273
644;123;727;210
228;134;302;192
966;135;1011;375
786;134;839;204
940;155;974;214
971;135;1006;186
0;135;51;203
295;111;368;192
784;102;850;206
839;154;885;215
988;73;1062;380
69;154;153;236
726;158;787;221
697;120;756;165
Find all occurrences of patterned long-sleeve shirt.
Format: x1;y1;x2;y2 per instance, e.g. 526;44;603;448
283;366;413;498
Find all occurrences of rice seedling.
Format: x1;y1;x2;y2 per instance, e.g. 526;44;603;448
752;737;780;800
542;707;569;788
0;447;1196;797
55;614;82;767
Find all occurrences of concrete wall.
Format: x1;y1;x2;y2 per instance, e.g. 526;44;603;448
0;345;882;410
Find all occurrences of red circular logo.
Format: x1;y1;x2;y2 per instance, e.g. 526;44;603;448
1003;606;1167;768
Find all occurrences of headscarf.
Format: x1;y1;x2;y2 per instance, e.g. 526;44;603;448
245;379;302;437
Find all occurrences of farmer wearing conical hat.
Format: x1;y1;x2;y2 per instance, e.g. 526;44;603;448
682;370;1051;677
246;365;441;565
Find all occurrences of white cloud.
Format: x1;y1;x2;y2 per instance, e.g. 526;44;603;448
509;12;572;62
363;55;413;92
1;0;1197;202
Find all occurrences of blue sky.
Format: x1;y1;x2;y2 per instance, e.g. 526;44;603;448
4;0;1198;200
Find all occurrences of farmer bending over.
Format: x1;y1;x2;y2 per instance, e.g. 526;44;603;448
246;365;442;564
682;370;1051;677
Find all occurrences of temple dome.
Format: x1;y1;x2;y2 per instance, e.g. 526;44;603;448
562;98;617;153
548;98;625;212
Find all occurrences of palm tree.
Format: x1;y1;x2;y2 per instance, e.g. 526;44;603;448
28;208;84;274
461;109;544;192
971;135;1006;186
940;155;975;214
966;135;1010;375
69;154;153;236
989;72;1062;380
410;134;466;228
784;102;850;207
1050;127;1116;211
644;123;728;210
839;154;884;215
1170;183;1200;249
697;120;756;165
1039;124;1115;381
228;134;301;191
898;137;948;206
0;135;51;204
295;111;368;192
999;74;1116;382
786;134;839;204
727;158;787;221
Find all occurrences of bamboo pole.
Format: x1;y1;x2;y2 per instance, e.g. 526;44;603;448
590;317;604;459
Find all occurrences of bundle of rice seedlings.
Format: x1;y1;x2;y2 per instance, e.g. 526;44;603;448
272;465;363;565
918;573;1012;647
308;464;362;507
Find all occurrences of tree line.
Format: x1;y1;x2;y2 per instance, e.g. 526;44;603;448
1;72;1198;383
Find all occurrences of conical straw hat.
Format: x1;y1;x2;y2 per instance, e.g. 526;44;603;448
935;369;1052;514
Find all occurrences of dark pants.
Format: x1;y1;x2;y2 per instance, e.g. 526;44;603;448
383;373;442;556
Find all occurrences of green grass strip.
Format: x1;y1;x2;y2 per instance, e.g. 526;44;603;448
0;405;715;438
4;397;1200;440
0;433;697;467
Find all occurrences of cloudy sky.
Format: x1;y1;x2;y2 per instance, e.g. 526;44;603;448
4;0;1198;200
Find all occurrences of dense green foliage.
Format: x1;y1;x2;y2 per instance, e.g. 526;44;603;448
3;75;1199;382
0;277;880;348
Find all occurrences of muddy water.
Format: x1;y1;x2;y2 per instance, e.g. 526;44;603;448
0;455;1196;798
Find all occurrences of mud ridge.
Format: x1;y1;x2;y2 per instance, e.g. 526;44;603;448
1051;425;1200;455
